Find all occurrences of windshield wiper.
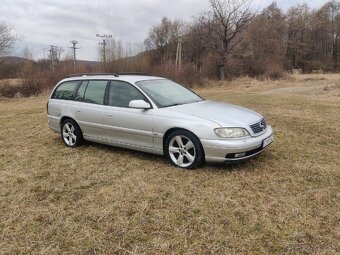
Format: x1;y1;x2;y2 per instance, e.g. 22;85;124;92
164;100;203;108
164;103;182;108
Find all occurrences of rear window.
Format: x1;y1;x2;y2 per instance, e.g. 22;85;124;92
83;80;108;105
51;81;78;100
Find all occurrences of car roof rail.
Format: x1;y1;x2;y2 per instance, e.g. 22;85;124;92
65;73;119;78
116;72;152;76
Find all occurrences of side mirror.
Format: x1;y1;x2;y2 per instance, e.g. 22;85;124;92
129;100;151;109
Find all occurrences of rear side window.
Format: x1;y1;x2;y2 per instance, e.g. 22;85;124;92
52;81;78;100
74;81;88;101
83;80;108;105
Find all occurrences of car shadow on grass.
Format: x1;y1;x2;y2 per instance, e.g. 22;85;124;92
205;157;261;171
82;140;266;172
83;140;164;160
52;135;269;172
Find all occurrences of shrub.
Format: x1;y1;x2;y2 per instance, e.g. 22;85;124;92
18;61;88;97
0;83;21;98
263;62;286;80
149;63;202;88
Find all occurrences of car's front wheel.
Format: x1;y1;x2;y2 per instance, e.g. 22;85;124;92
61;119;83;147
165;130;204;169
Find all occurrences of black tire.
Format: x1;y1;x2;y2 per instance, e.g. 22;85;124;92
165;129;204;169
60;119;84;147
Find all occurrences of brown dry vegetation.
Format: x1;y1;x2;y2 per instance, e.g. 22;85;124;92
0;74;339;254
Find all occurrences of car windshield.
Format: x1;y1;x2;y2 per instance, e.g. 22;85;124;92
136;79;204;108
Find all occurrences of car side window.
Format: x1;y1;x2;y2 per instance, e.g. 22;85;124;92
74;81;88;102
108;81;146;108
83;80;108;105
51;81;78;100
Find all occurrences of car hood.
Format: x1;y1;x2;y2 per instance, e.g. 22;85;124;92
169;100;263;127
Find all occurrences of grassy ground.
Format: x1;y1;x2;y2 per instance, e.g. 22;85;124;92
0;74;339;254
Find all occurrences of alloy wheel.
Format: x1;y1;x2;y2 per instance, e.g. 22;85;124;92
62;123;77;146
168;135;196;168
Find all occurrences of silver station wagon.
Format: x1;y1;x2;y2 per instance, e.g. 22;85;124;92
47;73;274;169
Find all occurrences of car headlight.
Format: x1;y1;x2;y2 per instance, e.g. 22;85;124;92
214;128;250;138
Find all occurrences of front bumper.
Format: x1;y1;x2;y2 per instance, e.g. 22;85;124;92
201;125;274;163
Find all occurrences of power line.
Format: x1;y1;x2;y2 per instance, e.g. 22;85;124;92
31;48;48;54
106;0;111;34
97;0;106;33
31;49;48;56
84;0;98;34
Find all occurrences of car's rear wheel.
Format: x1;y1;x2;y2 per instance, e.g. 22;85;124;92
61;119;83;147
165;130;204;169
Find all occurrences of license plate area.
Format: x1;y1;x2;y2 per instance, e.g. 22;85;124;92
262;134;274;148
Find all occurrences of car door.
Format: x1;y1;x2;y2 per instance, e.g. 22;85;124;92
104;80;154;149
73;80;108;141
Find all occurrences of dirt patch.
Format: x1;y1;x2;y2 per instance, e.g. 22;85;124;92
260;84;326;94
302;77;327;82
324;83;340;91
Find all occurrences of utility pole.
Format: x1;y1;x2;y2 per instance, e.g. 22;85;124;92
69;40;79;72
49;45;64;74
175;37;182;69
96;34;112;72
49;45;56;74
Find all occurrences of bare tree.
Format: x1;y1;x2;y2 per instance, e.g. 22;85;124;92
183;18;208;72
21;46;33;60
0;22;17;56
285;4;311;70
144;17;182;65
321;0;340;69
239;2;287;75
200;0;254;80
106;38;124;62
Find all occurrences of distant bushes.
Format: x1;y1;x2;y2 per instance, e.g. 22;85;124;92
148;64;203;88
0;58;23;79
0;58;288;98
106;55;203;87
0;82;20;98
0;60;95;98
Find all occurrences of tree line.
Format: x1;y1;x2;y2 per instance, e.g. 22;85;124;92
139;0;340;80
1;0;340;98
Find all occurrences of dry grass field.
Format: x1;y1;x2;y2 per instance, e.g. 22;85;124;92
0;74;339;254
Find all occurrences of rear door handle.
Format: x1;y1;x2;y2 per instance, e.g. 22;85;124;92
107;114;113;118
75;109;81;113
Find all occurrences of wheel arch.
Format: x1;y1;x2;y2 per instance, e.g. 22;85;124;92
59;116;84;146
163;127;205;156
59;117;83;138
60;116;77;128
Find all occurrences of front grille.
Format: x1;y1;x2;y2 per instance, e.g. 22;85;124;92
250;118;267;134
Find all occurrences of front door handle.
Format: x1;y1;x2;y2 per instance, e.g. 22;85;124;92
75;109;81;113
107;114;113;118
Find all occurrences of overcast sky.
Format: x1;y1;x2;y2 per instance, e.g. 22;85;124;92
0;0;330;61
